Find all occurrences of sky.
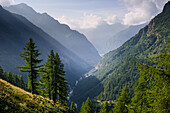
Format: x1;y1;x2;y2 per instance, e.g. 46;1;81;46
0;0;168;29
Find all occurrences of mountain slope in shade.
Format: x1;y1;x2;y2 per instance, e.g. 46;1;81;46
5;3;101;66
71;2;170;108
79;22;128;54
0;6;91;87
106;23;148;52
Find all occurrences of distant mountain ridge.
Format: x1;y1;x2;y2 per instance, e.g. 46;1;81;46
5;3;101;66
79;21;147;55
106;23;148;52
71;2;170;108
79;22;128;54
0;6;91;87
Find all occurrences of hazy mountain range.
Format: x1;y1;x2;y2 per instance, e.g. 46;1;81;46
0;5;92;87
5;3;101;66
79;22;148;55
79;22;128;55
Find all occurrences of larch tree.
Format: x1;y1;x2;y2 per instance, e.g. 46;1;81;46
70;102;77;113
113;86;130;113
129;64;151;113
52;52;68;104
0;66;4;79
80;97;94;113
100;101;112;113
40;50;55;99
40;50;68;104
18;38;42;94
80;102;85;113
20;75;26;90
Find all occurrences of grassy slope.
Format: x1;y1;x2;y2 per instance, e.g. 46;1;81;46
0;79;68;113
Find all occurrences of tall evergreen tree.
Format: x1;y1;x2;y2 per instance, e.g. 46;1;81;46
129;64;151;113
0;66;4;79
80;102;85;113
20;75;26;90
52;52;68;104
18;38;42;94
40;50;68;104
80;97;94;113
40;50;54;99
7;71;15;84
100;101;111;113
13;74;20;86
70;102;77;113
3;72;7;81
113;86;130;113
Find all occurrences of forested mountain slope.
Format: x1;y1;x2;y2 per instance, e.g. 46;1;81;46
5;3;101;66
71;2;170;108
0;6;91;87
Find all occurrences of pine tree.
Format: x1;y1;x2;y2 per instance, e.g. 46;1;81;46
7;71;15;84
80;102;85;113
0;66;4;79
129;64;151;113
70;102;77;113
80;97;94;113
52;52;68;104
13;74;20;86
56;56;68;103
113;86;130;113
40;50;68;104
100;101;111;113
20;75;26;90
18;38;42;94
40;50;55;99
3;72;7;81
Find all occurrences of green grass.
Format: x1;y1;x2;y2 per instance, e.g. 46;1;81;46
0;79;68;113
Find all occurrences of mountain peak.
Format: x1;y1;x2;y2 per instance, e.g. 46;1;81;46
8;3;36;14
17;3;28;6
14;3;30;9
163;1;170;12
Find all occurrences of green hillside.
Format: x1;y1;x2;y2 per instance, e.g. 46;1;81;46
0;79;68;113
71;2;170;108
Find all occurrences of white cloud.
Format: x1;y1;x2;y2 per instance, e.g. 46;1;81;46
104;15;121;25
57;0;168;28
122;0;169;25
57;13;103;29
0;0;14;6
80;13;103;29
57;13;121;29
